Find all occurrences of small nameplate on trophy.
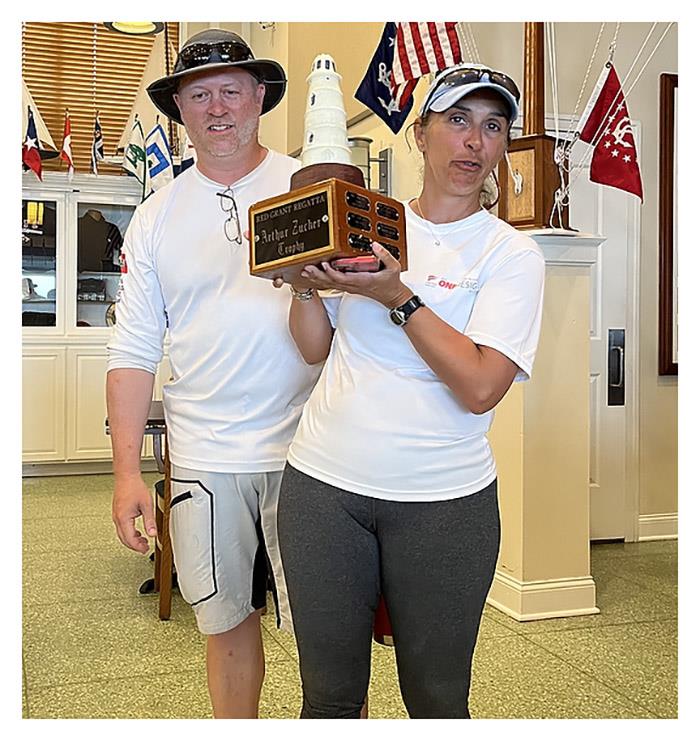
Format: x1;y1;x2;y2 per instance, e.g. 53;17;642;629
249;178;408;286
252;190;331;266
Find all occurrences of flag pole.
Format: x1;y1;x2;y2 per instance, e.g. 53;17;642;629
138;113;147;203
522;22;545;137
163;22;176;157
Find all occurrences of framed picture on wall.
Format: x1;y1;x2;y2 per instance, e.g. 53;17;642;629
658;72;678;376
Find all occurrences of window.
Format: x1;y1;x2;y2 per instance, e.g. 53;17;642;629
22;22;180;175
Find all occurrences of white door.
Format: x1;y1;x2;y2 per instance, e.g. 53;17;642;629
568;138;641;540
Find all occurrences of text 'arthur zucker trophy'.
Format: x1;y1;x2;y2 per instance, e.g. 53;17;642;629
248;54;408;287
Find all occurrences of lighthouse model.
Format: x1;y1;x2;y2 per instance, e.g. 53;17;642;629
291;54;364;189
301;54;351;166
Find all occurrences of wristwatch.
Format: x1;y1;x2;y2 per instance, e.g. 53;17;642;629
389;295;425;326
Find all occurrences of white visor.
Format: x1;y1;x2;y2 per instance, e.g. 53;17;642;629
419;67;519;124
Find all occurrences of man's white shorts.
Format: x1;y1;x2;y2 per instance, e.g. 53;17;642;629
169;465;292;635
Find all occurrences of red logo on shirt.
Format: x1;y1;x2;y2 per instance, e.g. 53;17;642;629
119;253;128;274
425;274;457;290
425;274;480;292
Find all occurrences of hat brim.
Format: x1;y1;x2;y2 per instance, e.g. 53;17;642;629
421;81;519;124
146;59;287;125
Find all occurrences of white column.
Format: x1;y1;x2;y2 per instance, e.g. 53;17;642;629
487;232;604;620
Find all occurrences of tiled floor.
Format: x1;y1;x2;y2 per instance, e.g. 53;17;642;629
22;473;678;719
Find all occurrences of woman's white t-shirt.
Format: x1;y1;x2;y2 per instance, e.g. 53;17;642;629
287;204;546;502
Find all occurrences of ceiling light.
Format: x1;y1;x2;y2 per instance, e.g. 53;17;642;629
104;22;165;36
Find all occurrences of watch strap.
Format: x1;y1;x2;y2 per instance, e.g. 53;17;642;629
390;294;425;326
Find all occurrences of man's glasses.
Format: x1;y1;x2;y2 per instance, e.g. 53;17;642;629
217;188;242;245
178;41;254;72
425;66;521;111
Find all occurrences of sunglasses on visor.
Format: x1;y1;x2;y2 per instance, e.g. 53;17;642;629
177;41;255;70
425;67;521;110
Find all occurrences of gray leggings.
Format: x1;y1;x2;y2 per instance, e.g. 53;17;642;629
277;464;500;719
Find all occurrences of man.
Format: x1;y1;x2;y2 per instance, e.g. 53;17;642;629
106;29;320;718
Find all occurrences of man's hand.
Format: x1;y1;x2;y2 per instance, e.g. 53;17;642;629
112;474;157;554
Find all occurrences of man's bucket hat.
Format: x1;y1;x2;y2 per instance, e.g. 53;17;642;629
147;29;287;125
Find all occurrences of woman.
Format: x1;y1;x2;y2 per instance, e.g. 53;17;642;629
276;63;546;719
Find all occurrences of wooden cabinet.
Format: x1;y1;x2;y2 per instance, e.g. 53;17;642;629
22;347;66;462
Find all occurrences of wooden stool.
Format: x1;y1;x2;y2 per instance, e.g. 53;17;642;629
145;402;175;620
107;400;175;620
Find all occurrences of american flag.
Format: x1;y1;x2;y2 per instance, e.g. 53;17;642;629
392;23;462;109
355;22;463;134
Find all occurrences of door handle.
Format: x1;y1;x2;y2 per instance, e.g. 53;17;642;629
610;346;624;387
607;329;625;406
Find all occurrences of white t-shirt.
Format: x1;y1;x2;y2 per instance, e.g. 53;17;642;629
287;204;545;501
107;150;323;473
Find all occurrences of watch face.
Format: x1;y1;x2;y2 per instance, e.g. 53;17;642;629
389;295;423;326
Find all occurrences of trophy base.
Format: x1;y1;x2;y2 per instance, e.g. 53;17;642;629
291;162;365;190
249;172;408;285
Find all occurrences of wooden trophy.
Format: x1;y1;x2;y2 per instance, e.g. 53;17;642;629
249;54;407;287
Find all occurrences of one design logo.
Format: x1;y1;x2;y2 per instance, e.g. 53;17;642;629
460;278;479;291
425;274;479;291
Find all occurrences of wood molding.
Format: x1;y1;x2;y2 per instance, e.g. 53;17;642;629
487;572;599;621
658;73;678;376
638;513;678;541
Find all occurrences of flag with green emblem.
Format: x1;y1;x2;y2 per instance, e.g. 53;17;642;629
122;115;147;200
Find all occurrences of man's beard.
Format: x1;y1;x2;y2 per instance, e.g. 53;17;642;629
200;115;259;158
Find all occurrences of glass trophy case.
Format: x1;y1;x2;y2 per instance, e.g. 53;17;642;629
22;198;57;326
22;171;153;469
22;193;137;330
75;201;134;328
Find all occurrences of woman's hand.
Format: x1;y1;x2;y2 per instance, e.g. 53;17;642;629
298;242;413;308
